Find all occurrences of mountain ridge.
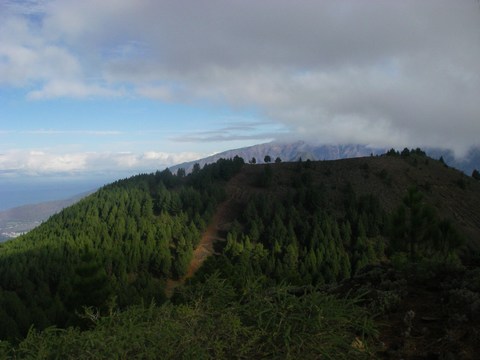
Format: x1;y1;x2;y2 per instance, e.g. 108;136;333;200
0;190;94;241
4;142;479;241
171;141;480;175
171;141;386;173
0;153;480;357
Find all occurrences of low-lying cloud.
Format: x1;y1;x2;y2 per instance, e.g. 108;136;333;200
0;149;204;176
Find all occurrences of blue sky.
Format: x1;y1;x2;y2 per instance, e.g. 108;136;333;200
0;85;283;177
1;87;279;153
1;0;479;178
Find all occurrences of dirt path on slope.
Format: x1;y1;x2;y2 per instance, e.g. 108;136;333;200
164;171;249;298
164;200;231;298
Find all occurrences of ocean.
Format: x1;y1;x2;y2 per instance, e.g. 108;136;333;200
0;177;115;211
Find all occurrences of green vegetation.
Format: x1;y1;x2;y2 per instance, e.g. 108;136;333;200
196;181;385;290
386;147;427;158
1;275;376;359
0;151;478;358
390;187;463;259
0;157;243;340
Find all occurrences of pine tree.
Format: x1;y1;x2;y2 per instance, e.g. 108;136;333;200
68;248;112;313
472;169;480;180
390;187;436;258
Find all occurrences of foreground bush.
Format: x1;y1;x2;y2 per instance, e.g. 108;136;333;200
1;274;377;359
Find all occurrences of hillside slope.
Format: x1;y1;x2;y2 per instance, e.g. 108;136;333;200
0;191;92;242
217;154;480;253
188;154;480;358
1;153;480;358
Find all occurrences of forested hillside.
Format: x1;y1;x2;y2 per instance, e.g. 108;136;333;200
0;157;243;340
0;191;92;242
1;151;480;358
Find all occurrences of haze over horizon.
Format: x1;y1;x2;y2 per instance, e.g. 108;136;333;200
1;0;479;179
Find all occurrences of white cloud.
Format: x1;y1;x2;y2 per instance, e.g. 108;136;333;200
27;80;119;99
0;150;87;174
0;149;204;176
24;130;123;136
1;0;480;154
0;3;119;98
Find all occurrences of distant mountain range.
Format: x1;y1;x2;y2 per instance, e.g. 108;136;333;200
0;191;93;242
171;141;480;175
3;141;479;241
170;142;387;173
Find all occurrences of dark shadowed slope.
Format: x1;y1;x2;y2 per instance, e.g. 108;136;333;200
217;154;480;252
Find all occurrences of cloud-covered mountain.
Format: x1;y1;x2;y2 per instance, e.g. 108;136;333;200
425;148;480;177
170;141;381;172
171;141;480;176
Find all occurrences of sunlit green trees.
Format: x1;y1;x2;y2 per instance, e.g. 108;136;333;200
0;157;245;340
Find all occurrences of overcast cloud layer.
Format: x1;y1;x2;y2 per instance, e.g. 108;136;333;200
1;0;480;167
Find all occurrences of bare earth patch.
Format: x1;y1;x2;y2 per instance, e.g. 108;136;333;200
165;201;230;298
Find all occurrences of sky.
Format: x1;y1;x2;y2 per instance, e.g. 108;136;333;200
1;0;480;179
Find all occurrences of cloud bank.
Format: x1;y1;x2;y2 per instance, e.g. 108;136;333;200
1;0;480;156
0;149;204;176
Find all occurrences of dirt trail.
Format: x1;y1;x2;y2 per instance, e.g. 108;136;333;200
164;172;246;298
164;201;229;298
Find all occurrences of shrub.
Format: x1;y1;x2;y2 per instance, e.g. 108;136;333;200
8;275;379;359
